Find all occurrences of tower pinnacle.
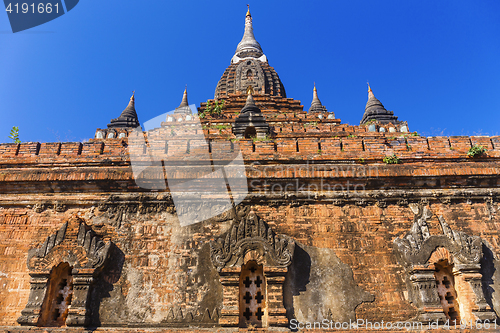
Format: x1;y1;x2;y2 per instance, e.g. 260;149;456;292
368;82;375;99
308;83;328;113
216;6;285;99
231;6;266;64
360;85;401;125
174;86;192;115
107;92;140;128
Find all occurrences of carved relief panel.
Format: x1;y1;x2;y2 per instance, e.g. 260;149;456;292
235;60;265;95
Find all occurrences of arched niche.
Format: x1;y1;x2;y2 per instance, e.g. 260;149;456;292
393;205;497;323
210;209;294;328
18;218;114;327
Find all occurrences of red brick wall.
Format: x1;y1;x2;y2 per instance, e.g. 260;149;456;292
0;133;499;327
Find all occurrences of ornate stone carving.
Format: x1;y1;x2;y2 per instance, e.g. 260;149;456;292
33;203;47;213
394;205;482;267
440;197;451;205
54;202;67;212
18;218;113;327
397;199;409;206
355;199;366;206
419;198;429;206
210;211;295;272
211;210;293;328
160;308;219;326
393;204;496;322
332;199;344;206
10;188;500;212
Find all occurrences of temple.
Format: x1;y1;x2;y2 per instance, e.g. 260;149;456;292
0;6;499;332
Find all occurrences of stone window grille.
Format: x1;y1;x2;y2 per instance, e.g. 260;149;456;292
18;220;113;327
434;260;460;322
239;260;267;328
38;262;74;327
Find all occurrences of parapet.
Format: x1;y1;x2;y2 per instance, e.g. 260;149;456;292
0;135;498;164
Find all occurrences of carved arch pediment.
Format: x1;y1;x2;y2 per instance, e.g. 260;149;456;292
210;210;295;272
393;205;482;267
392;204;496;323
27;217;112;271
19;218;114;327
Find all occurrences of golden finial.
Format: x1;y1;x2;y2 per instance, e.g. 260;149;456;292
246;4;251;17
314;82;317;91
367;81;372;93
131;90;135;101
246;85;254;95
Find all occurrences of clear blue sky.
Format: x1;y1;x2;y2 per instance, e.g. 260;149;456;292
1;0;499;143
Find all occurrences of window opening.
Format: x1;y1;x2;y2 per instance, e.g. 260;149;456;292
244;126;257;139
38;262;73;327
434;261;460;323
247;69;254;80
239;261;267;328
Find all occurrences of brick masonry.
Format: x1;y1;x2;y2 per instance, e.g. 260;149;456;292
0;91;500;331
0;122;499;330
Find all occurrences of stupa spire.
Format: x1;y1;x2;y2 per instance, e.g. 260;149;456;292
368;82;375;99
360;84;401;125
174;86;192;115
108;91;140;128
308;83;328;113
178;86;189;108
233;84;270;138
243;85;257;110
231;5;266;64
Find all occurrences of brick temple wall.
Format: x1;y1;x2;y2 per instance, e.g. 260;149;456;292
0;199;499;327
0;134;499;328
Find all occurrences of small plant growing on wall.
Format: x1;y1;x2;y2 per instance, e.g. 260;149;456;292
383;154;401;164
467;145;486;158
198;99;225;119
252;134;272;142
9;126;21;143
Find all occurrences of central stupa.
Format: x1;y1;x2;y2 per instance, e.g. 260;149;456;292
214;6;286;99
